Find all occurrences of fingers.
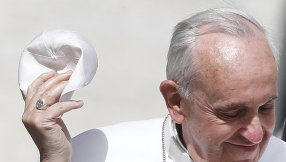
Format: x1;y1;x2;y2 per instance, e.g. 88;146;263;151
22;71;82;161
25;71;56;108
44;81;69;106
22;100;83;161
44;100;84;119
25;70;72;111
37;70;72;96
23;100;83;126
31;81;68;111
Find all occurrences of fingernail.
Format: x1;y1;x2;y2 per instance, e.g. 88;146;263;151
76;100;84;107
47;70;56;76
76;100;83;103
66;70;73;74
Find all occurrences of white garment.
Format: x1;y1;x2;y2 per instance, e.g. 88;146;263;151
18;29;286;162
18;29;98;102
72;116;286;162
163;115;192;162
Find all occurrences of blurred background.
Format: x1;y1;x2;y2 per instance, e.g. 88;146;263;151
0;0;285;161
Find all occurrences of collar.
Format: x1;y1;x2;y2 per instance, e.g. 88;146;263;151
163;115;193;162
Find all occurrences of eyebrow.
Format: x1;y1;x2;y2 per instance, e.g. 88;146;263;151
214;103;246;110
263;96;278;104
214;96;278;110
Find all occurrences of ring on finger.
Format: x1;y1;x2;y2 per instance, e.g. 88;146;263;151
36;98;47;109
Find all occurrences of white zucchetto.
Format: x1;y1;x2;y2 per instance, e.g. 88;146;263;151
18;29;98;102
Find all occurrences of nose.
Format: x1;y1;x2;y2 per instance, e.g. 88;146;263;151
238;116;264;144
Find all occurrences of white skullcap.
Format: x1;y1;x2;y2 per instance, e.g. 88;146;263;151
18;29;98;102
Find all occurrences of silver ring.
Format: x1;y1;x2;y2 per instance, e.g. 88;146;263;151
36;99;47;109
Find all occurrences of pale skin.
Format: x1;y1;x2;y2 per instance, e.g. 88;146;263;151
160;26;277;161
22;70;83;162
23;22;277;162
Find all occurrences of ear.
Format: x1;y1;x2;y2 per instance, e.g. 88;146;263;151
160;80;185;124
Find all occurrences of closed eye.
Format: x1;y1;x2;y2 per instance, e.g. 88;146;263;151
222;111;242;119
259;105;274;114
259;100;275;114
216;108;245;120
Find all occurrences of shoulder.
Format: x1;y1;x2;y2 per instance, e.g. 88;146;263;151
259;136;286;162
72;117;165;162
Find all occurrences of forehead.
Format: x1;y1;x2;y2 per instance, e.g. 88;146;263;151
193;32;277;103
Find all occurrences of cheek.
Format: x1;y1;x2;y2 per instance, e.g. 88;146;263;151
187;113;236;146
184;100;238;148
187;106;232;139
261;113;275;134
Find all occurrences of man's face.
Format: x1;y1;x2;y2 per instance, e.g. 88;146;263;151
181;32;277;162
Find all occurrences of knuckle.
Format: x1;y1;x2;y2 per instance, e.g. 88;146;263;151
54;73;60;79
21;113;28;124
55;102;65;110
27;86;32;93
26;95;33;101
37;85;46;94
43;90;52;98
21;111;54;131
27;86;37;96
22;113;36;127
38;76;46;84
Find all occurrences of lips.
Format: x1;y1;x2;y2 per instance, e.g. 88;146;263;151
230;143;258;152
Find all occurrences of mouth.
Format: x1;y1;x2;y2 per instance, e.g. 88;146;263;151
229;143;258;152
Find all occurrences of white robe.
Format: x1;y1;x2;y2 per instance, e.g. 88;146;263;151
72;116;286;162
20;29;286;161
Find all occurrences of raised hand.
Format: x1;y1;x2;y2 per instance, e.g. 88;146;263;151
22;71;84;162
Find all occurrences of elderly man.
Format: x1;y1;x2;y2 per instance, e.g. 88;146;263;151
22;8;286;162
